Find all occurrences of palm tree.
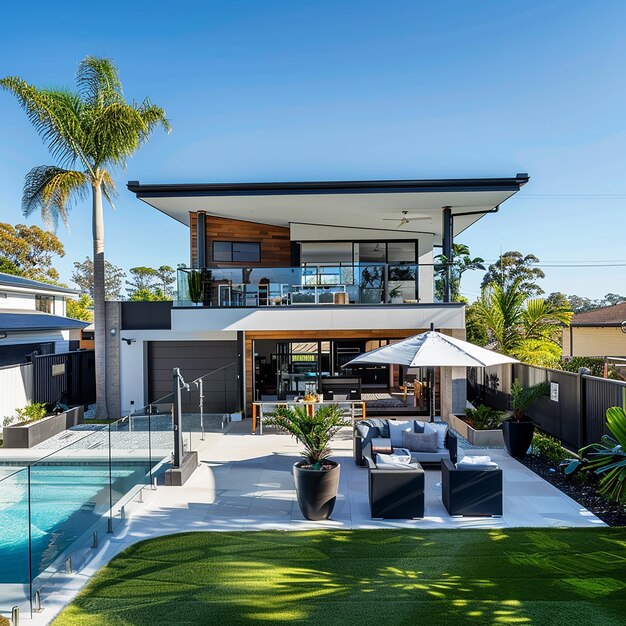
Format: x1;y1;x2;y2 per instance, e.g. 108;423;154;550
475;278;573;367
435;243;485;302
1;57;170;418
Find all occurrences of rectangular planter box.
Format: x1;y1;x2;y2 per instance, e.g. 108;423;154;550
445;413;504;447
2;406;84;448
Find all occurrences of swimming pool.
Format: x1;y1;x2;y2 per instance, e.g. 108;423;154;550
0;462;150;585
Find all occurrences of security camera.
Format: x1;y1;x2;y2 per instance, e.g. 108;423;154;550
121;337;136;345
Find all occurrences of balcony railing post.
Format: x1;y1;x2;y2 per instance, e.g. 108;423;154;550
383;263;390;304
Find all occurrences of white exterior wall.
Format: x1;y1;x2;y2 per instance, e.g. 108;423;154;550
0;291;36;310
0;363;33;422
171;304;464;333
118;329;238;414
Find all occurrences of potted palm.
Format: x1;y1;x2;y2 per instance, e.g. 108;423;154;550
502;380;549;459
266;404;348;520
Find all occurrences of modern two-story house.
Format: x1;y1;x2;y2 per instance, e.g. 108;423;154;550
108;175;528;420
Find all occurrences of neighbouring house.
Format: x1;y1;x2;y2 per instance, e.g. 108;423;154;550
563;301;626;361
106;174;529;420
0;273;92;419
0;272;88;366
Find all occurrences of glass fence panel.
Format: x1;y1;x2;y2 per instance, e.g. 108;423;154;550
28;425;110;594
0;466;30;615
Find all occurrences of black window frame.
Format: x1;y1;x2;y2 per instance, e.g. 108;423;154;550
212;240;261;263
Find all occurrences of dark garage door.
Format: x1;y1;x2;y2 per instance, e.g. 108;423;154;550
147;341;239;413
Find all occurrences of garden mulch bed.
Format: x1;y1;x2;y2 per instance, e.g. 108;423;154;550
521;453;626;527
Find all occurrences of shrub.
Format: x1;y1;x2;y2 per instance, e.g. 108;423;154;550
464;404;503;430
562;356;618;379
566;406;626;505
531;432;571;465
15;402;47;424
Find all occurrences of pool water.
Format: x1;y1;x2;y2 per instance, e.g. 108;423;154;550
0;463;150;584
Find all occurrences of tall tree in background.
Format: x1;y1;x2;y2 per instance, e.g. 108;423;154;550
475;278;573;368
481;251;545;297
434;243;485;302
126;266;158;296
1;57;170;418
127;265;174;301
72;257;125;300
0;223;64;282
155;265;175;297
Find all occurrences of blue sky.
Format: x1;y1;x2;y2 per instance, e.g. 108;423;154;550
0;0;624;299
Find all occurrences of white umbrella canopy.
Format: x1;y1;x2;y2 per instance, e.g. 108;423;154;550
345;330;518;368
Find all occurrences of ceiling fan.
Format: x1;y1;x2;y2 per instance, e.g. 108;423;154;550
382;210;432;228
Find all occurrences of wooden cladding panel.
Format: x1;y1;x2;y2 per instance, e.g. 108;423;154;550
190;212;290;267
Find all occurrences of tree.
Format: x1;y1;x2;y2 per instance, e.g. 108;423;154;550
481;251;545;297
0;257;20;275
434;243;485;302
127;266;175;300
155;265;176;297
72;257;125;300
126;266;158;296
603;293;626;306
0;222;64;281
66;294;93;322
2;57;170;418
474;278;573;368
566;293;626;313
566;294;595;313
128;287;169;302
465;301;489;346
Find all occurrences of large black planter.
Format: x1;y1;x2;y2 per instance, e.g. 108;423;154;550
502;420;535;459
293;461;340;520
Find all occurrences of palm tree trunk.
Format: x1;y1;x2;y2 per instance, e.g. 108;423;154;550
93;180;108;419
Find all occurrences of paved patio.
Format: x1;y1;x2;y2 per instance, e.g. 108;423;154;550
165;421;604;530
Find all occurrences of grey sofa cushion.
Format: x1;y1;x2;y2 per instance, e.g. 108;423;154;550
402;430;438;452
356;419;390;439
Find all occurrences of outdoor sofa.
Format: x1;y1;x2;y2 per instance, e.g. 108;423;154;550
362;442;425;519
354;418;458;467
441;458;503;516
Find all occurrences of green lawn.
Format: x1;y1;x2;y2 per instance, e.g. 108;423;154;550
54;528;626;625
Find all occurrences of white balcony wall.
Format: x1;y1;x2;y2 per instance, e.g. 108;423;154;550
171;304;464;333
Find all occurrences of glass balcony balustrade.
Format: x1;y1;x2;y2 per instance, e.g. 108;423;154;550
176;263;442;307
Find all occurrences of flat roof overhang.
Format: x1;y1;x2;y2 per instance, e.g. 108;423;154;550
127;175;529;243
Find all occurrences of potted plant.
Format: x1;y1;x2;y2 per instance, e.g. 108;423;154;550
389;286;403;304
187;270;203;305
501;380;549;459
266;404;348;520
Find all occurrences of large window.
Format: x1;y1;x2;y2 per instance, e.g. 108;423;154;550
213;241;261;263
35;295;54;314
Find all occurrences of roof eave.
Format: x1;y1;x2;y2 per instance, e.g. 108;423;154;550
127;174;530;198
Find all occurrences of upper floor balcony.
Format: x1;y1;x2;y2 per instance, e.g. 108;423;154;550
175;263;440;308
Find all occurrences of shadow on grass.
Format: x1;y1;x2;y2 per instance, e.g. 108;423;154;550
55;528;626;625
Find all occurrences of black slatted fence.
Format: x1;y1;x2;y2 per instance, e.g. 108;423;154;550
469;363;626;450
32;350;96;407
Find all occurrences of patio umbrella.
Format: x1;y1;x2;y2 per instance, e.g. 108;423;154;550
344;330;518;419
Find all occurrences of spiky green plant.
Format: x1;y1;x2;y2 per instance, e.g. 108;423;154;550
566;406;626;505
509;379;549;421
187;270;202;303
265;404;349;469
1;57;170;418
464;404;504;430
